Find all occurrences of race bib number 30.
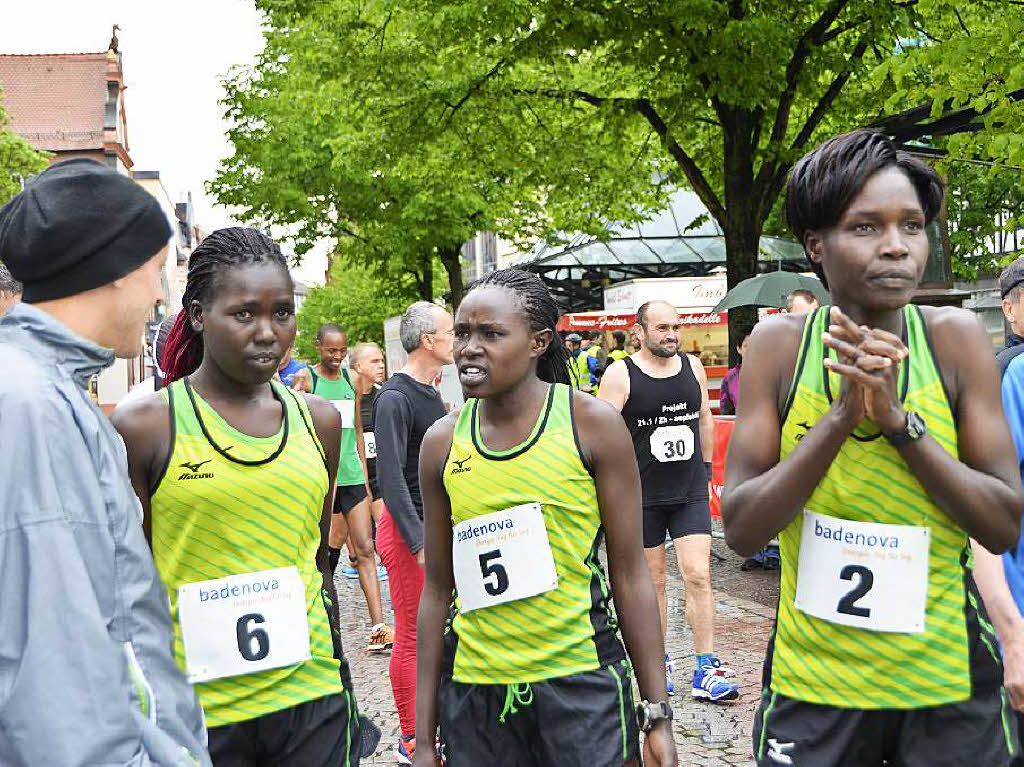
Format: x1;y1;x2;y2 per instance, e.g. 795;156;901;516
649;424;695;463
452;503;558;613
794;510;930;634
178;566;312;683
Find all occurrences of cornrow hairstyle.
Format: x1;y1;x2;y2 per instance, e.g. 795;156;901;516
785;130;944;290
468;269;572;385
316;323;346;342
162;227;290;385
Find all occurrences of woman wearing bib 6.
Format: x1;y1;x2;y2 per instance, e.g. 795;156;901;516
414;269;677;767
113;228;363;766
722;132;1023;766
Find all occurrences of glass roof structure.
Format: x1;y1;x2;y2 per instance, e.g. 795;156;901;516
511;189;809;311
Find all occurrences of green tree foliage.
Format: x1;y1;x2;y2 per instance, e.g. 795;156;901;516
885;1;1024;165
212;1;667;308
218;1;968;356
293;254;441;362
943;159;1024;280
0;88;48;205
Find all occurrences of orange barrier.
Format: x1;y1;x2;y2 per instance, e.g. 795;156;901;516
710;416;735;519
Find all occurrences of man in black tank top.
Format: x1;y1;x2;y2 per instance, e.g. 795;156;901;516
599;300;739;703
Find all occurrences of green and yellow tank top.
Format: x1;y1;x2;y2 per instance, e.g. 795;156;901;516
441;383;625;684
309;365;364;487
771;305;1000;708
150;379;341;727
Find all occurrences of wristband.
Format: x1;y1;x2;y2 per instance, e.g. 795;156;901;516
704;461;713;480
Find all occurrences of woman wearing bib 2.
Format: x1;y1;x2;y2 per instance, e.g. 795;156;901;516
113;228;363;766
722;132;1023;766
415;270;678;767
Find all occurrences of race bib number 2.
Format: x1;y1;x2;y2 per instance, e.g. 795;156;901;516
177;566;312;683
452;503;558;613
794;510;930;633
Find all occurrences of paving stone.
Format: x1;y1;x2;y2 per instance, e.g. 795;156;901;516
334;540;779;764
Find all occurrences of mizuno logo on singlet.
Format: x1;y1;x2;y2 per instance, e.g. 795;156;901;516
178;459;214;480
451;455;472;474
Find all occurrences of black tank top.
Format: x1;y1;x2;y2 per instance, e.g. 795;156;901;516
621;355;707;505
360;384;379;482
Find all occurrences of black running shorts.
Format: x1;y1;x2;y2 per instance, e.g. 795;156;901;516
334;483;368;515
438;662;640;767
752;687;1020;766
207;691;361;766
642;498;712;548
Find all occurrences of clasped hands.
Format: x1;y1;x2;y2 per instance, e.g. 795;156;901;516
821;305;908;436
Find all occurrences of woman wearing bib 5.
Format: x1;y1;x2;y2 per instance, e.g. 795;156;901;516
722;132;1023;766
113;228;363;766
415;269;677;767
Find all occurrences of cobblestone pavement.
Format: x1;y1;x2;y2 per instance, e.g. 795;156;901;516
335;535;780;766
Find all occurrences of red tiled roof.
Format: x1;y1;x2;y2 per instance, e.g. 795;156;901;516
0;53;109;152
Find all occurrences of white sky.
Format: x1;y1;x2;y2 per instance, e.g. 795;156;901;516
0;1;328;285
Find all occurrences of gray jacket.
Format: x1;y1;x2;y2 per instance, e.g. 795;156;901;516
0;304;210;767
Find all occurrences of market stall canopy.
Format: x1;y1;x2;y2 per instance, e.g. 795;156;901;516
512;189;809;311
712;272;829;312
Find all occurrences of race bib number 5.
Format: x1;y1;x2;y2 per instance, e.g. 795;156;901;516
177;566;312;683
452;503;558;613
649;424;695;463
794;510;930;633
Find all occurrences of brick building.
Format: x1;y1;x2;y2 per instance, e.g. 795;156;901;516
0;46;131;171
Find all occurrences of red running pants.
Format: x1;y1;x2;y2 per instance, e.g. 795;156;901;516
376;508;423;738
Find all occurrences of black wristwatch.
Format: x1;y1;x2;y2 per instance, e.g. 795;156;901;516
635;700;673;732
886;410;927;448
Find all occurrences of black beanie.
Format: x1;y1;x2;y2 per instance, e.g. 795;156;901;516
0;158;172;302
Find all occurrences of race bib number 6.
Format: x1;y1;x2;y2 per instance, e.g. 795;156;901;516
649;424;695;463
177;566;312;683
794;510;930;633
452;503;558;613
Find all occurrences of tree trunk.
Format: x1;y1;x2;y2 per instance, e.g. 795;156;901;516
721;112;766;367
420;250;434;301
438;244;465;310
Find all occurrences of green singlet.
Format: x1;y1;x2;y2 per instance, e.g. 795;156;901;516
441;383;625;684
150;379;342;727
309;365;364;487
771;306;1001;709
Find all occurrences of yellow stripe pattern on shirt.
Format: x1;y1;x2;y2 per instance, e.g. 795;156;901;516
150;379;340;727
774;305;979;709
442;383;624;684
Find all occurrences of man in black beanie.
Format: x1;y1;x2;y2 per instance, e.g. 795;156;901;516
0;159;211;766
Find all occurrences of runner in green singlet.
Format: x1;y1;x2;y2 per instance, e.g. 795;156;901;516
112;227;363;765
722;131;1024;766
293;325;392;652
415;269;677;767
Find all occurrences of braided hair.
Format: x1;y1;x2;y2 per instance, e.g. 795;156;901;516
467;269;572;385
162;227;291;385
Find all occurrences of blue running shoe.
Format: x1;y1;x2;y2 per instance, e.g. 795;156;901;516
665;654;675;697
340;564;359;579
692;658;740;702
